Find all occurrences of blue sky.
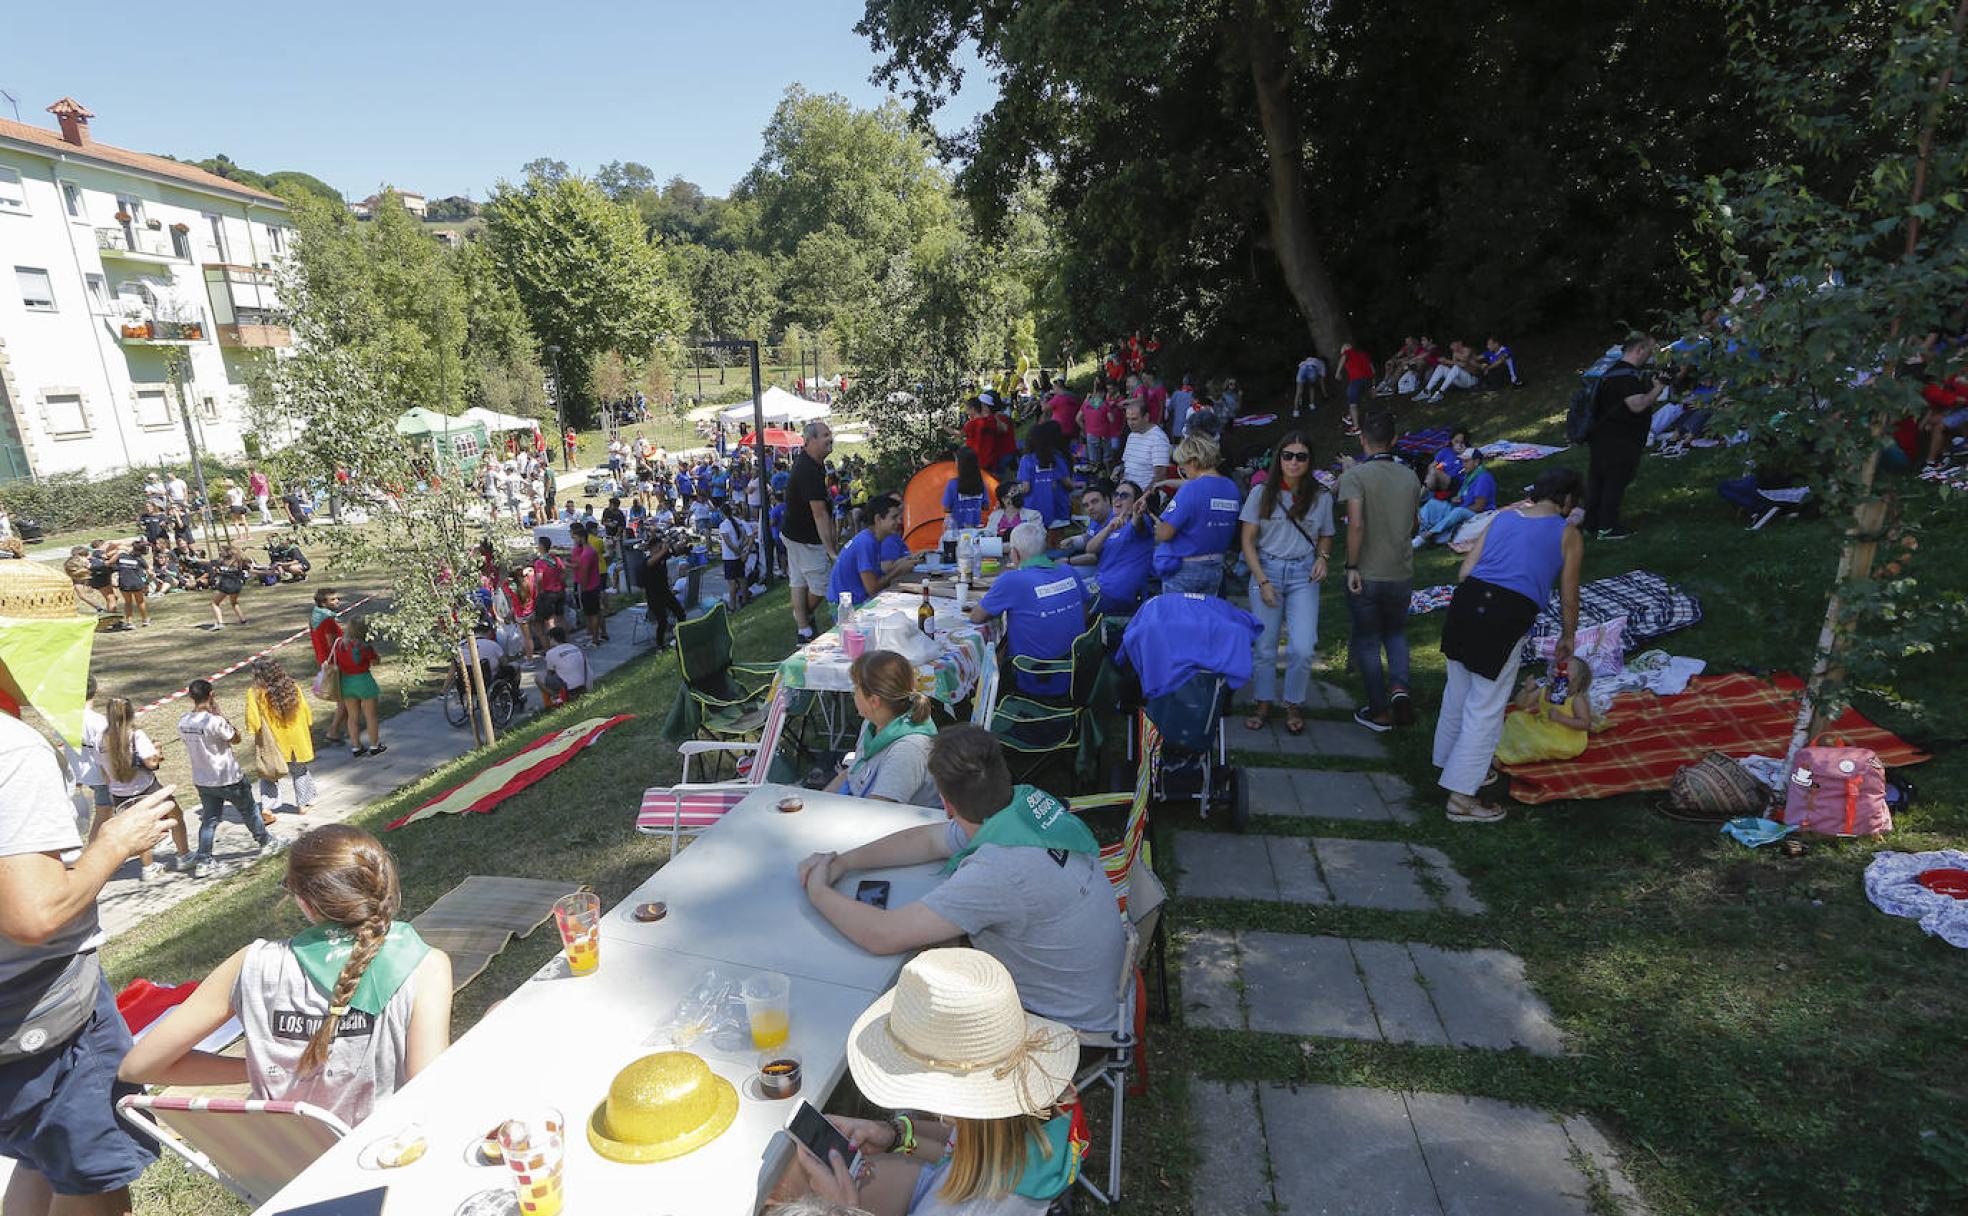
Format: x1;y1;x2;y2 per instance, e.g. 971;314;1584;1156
0;1;990;202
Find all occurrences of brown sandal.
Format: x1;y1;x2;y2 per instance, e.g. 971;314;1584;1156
1244;702;1272;732
1284;706;1306;735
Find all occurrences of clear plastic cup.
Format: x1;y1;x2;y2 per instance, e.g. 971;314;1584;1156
743;971;791;1050
498;1107;564;1216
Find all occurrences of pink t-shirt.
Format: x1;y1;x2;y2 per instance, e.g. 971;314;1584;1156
1142;385;1168;425
249;472;270;497
1047;392;1081;438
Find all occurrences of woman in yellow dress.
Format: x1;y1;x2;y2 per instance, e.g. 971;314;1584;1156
1494;658;1597;765
245;657;317;816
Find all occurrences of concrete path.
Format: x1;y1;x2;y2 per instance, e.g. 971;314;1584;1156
1178;680;1652;1213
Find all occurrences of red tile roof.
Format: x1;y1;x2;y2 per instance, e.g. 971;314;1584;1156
0;116;287;206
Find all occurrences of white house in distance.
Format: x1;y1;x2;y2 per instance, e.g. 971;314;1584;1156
0;97;294;482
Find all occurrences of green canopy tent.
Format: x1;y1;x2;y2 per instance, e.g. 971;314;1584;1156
395;408;490;473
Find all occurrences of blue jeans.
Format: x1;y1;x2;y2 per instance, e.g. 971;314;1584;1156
1421;505;1475;542
1346;578;1411;713
194;779;269;861
1160;557;1223;596
1086;435;1113;469
1249;554;1321;705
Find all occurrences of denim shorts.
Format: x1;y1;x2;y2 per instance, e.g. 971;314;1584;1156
0;973;157;1195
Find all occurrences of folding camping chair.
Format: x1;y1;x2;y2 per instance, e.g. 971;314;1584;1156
989;623;1107;790
116;1094;350;1208
660;602;778;765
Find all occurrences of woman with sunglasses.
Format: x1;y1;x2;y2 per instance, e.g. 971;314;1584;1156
1238;432;1334;735
1076;479;1155;615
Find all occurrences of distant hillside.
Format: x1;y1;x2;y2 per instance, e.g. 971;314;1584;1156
167;153;344;207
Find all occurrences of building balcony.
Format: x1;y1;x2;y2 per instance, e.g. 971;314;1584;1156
203;264;287;348
112;312;204;345
96;226;179;262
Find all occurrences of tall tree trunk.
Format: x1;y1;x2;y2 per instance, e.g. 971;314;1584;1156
1245;1;1352;361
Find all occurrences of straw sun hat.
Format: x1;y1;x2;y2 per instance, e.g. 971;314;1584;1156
846;949;1079;1120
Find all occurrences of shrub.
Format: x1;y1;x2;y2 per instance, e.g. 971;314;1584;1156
0;458;249;534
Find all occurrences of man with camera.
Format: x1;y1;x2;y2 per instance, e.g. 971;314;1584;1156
1583;333;1670;541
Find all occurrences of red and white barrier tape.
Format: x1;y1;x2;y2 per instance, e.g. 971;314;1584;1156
135;596;373;718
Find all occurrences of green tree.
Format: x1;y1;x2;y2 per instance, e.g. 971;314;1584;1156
453;242;547;420
1680;0;1968;741
596;160;656;201
482;173;687;425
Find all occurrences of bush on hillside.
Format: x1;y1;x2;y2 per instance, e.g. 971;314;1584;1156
0;458;249;534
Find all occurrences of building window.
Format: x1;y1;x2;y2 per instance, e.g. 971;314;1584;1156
133;387;173;429
84;273;110;313
205;214;227;261
267;225;286;255
42;392;89;436
200;395;220;420
15;267;55;311
60;181;86;221
170;228;192;260
116;195;145;227
0;167;26;213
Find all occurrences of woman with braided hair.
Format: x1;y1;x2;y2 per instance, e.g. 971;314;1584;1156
119;825;452;1126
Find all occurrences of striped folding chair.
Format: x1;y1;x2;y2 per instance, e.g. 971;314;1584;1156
116;1094;351;1208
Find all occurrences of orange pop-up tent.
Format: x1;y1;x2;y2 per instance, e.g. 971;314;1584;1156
900;460;999;553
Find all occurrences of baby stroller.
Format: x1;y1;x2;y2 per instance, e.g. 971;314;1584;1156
1117;594;1263;831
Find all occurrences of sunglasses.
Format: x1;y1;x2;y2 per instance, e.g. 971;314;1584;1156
1280;450;1312;462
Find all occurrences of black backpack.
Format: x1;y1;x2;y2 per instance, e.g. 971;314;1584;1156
1567;363;1642;444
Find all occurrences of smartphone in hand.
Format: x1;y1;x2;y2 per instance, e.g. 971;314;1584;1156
788;1101;862;1177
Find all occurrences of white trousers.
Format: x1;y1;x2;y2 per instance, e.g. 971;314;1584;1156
1432;648;1524;796
1426;364;1478;393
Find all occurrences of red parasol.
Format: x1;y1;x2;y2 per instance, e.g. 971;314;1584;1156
738;427;802;450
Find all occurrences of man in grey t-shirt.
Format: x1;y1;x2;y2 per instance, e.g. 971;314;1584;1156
0;710;177;1209
798;725;1126;1033
1336;410;1423;732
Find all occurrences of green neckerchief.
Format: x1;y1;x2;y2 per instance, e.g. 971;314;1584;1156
1014;1115;1081;1200
944;785;1098;873
855;714;938;766
1018;554;1058;570
290;921;430;1016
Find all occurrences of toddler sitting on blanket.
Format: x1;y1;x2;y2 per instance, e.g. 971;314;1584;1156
1495;659;1600;765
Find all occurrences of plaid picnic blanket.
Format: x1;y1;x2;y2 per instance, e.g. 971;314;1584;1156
1409;584;1455;615
1498;672;1928;804
1392;427;1453;459
1524;570;1700;658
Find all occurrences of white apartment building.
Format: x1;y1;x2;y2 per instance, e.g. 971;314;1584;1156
0;97;294;482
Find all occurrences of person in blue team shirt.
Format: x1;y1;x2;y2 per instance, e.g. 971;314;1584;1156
827;494;912;609
971;522;1089;698
1167;378;1197;440
1423;426;1474;496
1416;448;1498;548
1068;479;1154;615
1152;433;1242;596
675;466;695;500
1479;337;1521;389
1013;421;1076;529
940;447;995;533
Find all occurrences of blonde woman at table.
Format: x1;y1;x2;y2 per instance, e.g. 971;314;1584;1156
826;650;941;807
119;824;452;1128
777;949;1081;1216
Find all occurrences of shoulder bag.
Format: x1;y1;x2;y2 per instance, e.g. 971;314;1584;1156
313;639;344;703
252;700;288;783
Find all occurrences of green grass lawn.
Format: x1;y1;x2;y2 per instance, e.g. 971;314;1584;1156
100;332;1967;1214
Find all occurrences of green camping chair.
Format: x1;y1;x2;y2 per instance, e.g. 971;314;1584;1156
660;603;779;758
989;622;1107;789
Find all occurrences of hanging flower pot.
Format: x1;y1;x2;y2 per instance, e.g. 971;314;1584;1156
113;211;133;222
145;218;163;230
170;222;190;233
181;323;203;340
122;321;152;339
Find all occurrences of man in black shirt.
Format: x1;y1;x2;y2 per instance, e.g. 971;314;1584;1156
780;420;836;641
1583;334;1668;540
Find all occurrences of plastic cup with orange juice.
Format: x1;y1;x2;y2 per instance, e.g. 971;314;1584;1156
742;972;791;1050
498;1108;565;1216
552;892;602;977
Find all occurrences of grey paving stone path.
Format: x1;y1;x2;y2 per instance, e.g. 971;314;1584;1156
1192;1082;1653;1216
1181;928;1566;1055
1247;766;1418;823
1174;831;1486;915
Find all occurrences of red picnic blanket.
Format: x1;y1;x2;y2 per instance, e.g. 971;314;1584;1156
1498;672;1929;805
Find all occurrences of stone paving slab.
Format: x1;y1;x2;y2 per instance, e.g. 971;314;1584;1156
1196;1082;1649;1215
1174;832;1479;916
1234;678;1354;712
1239;717;1389;760
1246;766;1419;824
1178;930;1565;1056
1409;946;1565;1056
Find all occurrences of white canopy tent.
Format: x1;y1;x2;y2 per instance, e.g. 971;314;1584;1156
718;386;831;428
460;406;541;434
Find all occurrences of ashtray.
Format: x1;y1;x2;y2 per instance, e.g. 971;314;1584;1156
776;795;805;814
633;902;668;923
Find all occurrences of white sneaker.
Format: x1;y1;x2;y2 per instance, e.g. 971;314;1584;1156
140;862;168;881
256;837;288;858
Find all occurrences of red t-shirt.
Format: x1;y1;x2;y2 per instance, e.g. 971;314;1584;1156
310;614;343;664
533;554;567;593
1142;385;1168;424
964;415;1013;467
1342;348;1375;381
571;543;602;593
333;642;377;675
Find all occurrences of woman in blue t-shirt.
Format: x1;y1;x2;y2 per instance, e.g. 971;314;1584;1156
1014;420;1076;528
1079;479;1155;615
1152;434;1242;596
940;447;995;533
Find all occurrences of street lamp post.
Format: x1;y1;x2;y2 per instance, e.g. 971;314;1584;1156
545;343;567;470
698;338;772;585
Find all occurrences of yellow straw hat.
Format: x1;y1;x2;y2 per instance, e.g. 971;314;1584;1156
586;1051;737;1164
845;948;1078;1120
0;561;80;620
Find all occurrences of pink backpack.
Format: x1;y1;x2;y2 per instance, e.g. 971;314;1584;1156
1777;746;1892;837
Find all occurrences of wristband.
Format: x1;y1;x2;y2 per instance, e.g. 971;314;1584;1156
1344;564;1359;572
888;1114;916;1154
